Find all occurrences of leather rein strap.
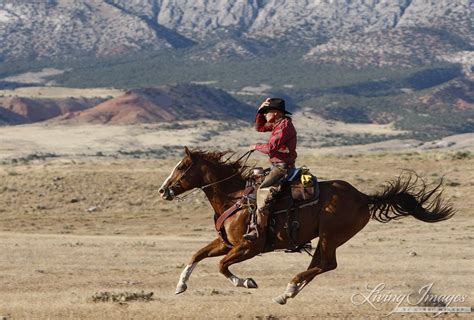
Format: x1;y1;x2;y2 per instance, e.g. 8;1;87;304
214;186;255;242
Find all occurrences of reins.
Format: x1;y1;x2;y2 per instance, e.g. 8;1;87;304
174;150;254;202
201;150;253;190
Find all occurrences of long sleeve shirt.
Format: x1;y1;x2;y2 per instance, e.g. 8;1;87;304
254;113;297;165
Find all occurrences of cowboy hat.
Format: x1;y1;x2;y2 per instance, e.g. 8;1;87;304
258;98;292;115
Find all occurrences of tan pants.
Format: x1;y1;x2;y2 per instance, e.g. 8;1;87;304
255;165;288;228
244;164;290;240
255;187;272;228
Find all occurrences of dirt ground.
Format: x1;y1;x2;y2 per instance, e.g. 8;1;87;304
0;152;473;319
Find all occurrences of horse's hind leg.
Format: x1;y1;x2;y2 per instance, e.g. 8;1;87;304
273;239;337;305
176;237;230;294
219;243;263;289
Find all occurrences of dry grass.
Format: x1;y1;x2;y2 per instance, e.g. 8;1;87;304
0;153;472;319
0;116;432;162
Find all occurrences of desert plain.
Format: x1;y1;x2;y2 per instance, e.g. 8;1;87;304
0;121;473;319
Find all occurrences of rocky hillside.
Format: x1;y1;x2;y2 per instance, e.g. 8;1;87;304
51;84;255;125
304;28;472;68
0;96;104;124
417;77;473;112
0;0;471;68
0;84;254;125
298;75;474;139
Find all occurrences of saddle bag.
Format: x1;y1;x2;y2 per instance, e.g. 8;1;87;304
291;180;315;201
290;168;317;201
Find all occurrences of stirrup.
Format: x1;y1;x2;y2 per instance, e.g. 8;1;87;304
284;242;313;254
243;229;258;241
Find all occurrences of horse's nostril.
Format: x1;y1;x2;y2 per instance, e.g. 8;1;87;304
159;188;165;194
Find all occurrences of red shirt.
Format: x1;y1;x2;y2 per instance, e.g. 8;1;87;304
254;113;297;165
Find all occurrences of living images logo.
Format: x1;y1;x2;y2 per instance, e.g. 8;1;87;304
351;283;471;316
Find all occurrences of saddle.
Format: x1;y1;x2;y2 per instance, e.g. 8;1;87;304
253;166;320;203
214;167;320;250
255;166;320;251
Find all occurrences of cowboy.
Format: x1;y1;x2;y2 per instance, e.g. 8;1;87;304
244;97;297;241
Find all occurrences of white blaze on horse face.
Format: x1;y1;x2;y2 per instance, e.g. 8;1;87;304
160;159;183;190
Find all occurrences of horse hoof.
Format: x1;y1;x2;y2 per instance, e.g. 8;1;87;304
175;283;187;295
244;278;258;289
272;295;287;305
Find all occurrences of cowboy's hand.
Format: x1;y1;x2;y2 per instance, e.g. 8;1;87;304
258;98;271;111
249;144;257;151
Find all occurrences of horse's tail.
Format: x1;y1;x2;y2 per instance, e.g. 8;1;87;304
367;172;455;223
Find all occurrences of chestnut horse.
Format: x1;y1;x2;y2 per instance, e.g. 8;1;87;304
159;147;454;304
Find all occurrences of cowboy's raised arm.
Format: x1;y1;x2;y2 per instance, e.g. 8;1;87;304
255;98;273;132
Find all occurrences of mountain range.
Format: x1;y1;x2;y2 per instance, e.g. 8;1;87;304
0;0;472;68
0;0;472;142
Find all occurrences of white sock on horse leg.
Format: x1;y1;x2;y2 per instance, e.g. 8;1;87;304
178;263;196;284
228;275;244;287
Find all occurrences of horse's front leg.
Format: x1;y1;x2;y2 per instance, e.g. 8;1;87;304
176;237;230;294
219;242;264;289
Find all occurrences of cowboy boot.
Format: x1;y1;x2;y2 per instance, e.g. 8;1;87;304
243;185;277;241
243;205;272;241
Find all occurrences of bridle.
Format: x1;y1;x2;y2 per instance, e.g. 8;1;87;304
164;150;254;202
167;159;195;194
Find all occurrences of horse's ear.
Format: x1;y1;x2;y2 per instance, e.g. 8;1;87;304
184;146;191;158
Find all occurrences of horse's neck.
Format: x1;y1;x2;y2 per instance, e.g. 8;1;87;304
202;172;246;215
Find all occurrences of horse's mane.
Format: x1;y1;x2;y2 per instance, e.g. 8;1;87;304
190;149;252;180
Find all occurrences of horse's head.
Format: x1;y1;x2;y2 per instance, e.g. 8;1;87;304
159;146;205;200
